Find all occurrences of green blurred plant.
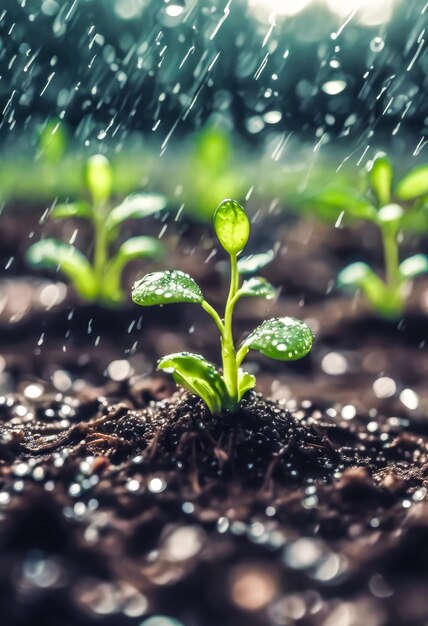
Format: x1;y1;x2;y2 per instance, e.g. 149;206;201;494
309;154;428;318
27;155;167;306
183;127;245;221
132;199;314;414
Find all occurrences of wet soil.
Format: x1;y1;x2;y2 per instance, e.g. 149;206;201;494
0;209;428;625
1;383;428;626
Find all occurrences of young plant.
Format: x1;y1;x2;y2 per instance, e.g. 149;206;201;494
132;199;314;414
27;155;167;306
309;154;428;318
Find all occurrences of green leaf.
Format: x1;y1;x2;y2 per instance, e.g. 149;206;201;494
197;126;231;173
213;199;250;255
237;250;275;274
395;165;428;200
158;352;227;414
105;193;167;233
39;119;67;164
85;154;113;205
103;237;165;304
26;239;97;301
399;254;428;279
237;370;256;401
239;276;276;300
309;187;377;222
369;154;393;206
242;317;314;361
338;262;403;318
51;201;92;220
132;270;203;306
400;205;428;232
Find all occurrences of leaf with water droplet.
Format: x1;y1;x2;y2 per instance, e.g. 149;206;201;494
158;352;227;414
132;270;203;306
51;201;92;220
237;250;275;274
85;154;113;205
399;254;428;279
239;276;276;300
103;237;165;304
106;194;167;233
395;165;428;200
214;199;250;255
242;317;314;361
26;239;97;301
369;154;393;206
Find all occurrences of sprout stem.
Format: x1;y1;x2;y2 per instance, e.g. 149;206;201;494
201;300;225;335
221;253;239;406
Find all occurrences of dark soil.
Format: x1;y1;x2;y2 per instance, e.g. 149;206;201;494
1;382;428;626
0;209;428;625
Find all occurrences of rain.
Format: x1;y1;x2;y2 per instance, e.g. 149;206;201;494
0;1;428;626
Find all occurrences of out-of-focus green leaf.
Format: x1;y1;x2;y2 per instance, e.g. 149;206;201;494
338;262;403;318
51;202;92;220
103;237;164;304
395;165;428;200
237;250;275;274
26;239;97;301
106;193;167;233
399;254;428;279
39;119;67;164
308;187;377;222
85;154;113;205
369;154;393;206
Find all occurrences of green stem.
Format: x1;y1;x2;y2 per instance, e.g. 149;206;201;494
221;253;240;406
93;204;108;300
201;301;225;336
381;225;403;314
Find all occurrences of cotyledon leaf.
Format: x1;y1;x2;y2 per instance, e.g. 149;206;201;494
241;317;314;361
213;199;250;255
26;239;98;300
158;352;228;414
132;270;203;306
237;370;256;401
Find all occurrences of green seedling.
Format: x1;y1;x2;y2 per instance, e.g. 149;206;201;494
183;126;245;221
132;199;314;414
27;155;167;306
310;154;428;318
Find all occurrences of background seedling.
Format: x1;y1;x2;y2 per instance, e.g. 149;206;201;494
132;199;314;414
27;154;167;306
309;154;428;318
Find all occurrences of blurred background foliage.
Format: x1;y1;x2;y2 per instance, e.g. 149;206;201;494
0;0;427;221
